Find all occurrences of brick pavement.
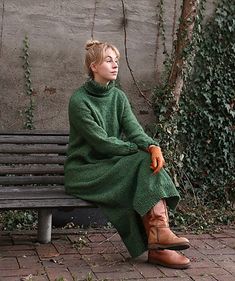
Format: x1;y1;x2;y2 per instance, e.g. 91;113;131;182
0;226;234;281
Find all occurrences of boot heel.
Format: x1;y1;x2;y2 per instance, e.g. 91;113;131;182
149;242;190;251
148;249;191;269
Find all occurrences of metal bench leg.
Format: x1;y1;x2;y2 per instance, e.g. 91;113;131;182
37;209;52;243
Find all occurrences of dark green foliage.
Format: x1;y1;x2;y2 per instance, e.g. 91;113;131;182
21;35;35;130
0;210;37;231
153;0;235;223
178;0;235;204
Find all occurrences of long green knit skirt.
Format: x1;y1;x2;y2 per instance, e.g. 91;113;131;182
65;150;180;258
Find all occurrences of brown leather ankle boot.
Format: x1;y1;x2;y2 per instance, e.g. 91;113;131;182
148;249;191;269
143;200;190;250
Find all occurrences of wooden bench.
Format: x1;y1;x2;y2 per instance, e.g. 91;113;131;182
0;131;95;243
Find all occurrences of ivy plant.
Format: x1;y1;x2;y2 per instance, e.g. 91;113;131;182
21;35;35;130
178;0;235;205
153;0;235;210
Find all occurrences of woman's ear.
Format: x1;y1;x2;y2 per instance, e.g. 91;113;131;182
90;63;97;73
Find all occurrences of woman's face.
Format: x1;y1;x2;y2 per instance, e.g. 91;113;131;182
91;48;119;85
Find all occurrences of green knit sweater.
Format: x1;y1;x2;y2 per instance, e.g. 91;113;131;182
65;79;180;258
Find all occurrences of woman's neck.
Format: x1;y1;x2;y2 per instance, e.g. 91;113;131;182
93;76;110;86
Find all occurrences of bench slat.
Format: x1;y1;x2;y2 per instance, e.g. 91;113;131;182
0;191;69;199
0;135;68;144
0;185;64;191
0;190;72;199
0;186;64;192
0;131;68;136
0;166;64;175
0;199;95;209
0;175;64;185
0;144;67;154
0;155;65;164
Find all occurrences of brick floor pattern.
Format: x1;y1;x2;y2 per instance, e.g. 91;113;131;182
0;227;234;281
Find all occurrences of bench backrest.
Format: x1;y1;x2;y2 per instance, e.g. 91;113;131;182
0;131;68;187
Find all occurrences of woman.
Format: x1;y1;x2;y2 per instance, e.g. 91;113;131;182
64;40;190;269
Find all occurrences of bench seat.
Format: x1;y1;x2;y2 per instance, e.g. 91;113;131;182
0;131;95;243
0;186;93;208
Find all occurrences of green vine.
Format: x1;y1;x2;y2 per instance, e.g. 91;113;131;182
21;35;35;130
153;0;206;188
157;0;169;58
178;0;235;205
153;0;235;230
151;0;181;169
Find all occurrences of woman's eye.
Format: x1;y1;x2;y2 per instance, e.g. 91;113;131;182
105;59;119;64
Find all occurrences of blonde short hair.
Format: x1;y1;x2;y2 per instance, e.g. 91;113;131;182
84;39;120;78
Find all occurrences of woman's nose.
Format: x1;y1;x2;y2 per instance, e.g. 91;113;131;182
112;61;118;68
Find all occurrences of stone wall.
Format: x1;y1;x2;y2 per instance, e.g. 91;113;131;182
0;0;214;130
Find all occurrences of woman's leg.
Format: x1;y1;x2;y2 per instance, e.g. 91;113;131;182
142;199;190;250
142;199;190;269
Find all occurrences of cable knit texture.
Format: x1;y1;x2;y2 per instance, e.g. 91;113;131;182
64;79;180;258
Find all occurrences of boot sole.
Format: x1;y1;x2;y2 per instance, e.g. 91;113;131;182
148;257;191;269
149;242;190;251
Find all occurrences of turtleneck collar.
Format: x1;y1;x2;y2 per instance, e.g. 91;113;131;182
83;79;115;97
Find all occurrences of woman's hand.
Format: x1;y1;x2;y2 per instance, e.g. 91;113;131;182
148;145;165;174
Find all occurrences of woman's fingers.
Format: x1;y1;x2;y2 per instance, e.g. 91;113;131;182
148;145;165;174
150;157;165;174
151;157;157;169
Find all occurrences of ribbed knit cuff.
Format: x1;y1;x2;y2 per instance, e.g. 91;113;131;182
144;142;160;152
129;143;138;153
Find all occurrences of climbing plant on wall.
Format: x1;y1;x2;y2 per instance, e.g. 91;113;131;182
152;0;201;186
178;0;235;204
153;0;235;208
21;35;35;130
151;0;235;231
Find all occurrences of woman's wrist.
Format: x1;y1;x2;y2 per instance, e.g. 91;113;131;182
147;145;160;153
